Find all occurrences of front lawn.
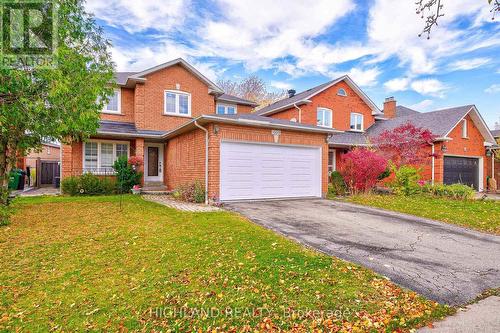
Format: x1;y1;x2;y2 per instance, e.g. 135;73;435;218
0;195;450;331
346;194;500;235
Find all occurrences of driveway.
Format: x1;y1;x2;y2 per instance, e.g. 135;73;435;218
226;199;500;305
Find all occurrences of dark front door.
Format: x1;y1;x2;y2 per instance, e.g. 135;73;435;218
443;156;479;190
40;161;60;186
147;147;159;177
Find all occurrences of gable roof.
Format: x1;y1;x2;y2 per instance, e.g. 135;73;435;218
255;75;382;116
395;105;420;117
115;58;224;94
216;93;259;107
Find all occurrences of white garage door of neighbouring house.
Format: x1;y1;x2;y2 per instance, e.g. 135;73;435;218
220;141;322;201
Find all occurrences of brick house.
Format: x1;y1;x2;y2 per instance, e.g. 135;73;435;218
256;77;498;192
61;59;338;201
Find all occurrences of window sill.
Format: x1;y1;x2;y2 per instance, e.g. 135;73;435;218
101;111;122;115
349;129;364;133
462;137;469;140
163;113;192;118
317;124;333;128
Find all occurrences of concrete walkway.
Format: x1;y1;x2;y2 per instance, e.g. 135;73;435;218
143;195;220;212
227;199;500;305
418;296;500;332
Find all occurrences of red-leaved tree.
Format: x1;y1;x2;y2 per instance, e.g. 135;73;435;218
340;148;388;193
372;122;436;167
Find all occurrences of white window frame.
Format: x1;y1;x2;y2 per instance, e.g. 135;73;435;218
462;119;468;138
216;103;238;115
328;148;336;172
102;88;121;114
317;107;333;128
164;90;192;117
82;139;130;174
337;88;347;97
350;112;364;132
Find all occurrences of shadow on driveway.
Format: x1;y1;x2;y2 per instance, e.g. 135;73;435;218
226;199;500;305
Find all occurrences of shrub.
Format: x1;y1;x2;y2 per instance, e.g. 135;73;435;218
113;156;142;192
61;176;80;196
391;165;421;196
339;148;388;193
176;181;206;203
61;174;116;196
422;183;474;200
329;171;346;196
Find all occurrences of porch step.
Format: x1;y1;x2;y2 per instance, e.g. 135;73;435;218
141;183;170;195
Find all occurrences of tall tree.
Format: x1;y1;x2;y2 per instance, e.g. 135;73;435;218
217;75;287;109
0;0;114;223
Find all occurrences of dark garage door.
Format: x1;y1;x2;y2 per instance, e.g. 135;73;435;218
443;156;479;190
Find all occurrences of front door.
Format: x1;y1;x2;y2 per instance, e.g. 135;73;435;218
144;143;163;182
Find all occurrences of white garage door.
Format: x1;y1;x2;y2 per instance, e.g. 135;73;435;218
220;141;322;201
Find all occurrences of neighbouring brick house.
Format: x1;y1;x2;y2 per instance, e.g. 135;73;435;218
23;143;60;169
62;58;338;201
62;58;498;200
256;77;498;192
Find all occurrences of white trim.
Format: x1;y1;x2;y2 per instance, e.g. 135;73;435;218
216;103;238;115
82;139;130;173
462;119;468;138
337;88;347;97
442;106;496;143
431;143;435;185
144;143;164;182
128;58;223;93
350;112;364;132
164;90;192;117
102;88;121;114
317;107;333;128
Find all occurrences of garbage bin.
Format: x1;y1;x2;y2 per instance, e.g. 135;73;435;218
17;170;26;190
8;169;21;190
54;176;60;188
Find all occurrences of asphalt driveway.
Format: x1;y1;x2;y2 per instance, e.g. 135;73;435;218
226;199;500;305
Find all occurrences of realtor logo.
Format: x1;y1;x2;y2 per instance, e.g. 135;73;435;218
1;0;57;68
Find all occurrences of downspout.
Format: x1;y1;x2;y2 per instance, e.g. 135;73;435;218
293;103;302;123
194;120;209;204
431;143;435;185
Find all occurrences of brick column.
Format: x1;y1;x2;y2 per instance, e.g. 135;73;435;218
61;144;73;179
134;83;146;130
134;138;145;185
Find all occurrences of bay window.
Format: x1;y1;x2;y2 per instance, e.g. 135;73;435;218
83;141;130;173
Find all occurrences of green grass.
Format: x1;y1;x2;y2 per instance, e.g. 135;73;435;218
0;195;451;332
346;194;500;235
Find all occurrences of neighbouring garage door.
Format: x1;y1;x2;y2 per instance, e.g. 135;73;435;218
443;156;479;190
220;141;322;201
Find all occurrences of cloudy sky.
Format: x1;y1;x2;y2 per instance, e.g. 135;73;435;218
86;0;500;127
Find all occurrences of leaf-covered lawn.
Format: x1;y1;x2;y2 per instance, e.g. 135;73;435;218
346;194;500;235
0;195;451;332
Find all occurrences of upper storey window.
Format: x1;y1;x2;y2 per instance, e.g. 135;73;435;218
164;90;191;117
102;89;121;114
216;104;237;115
462;119;468;138
337;88;347;96
317;107;332;128
350;113;364;131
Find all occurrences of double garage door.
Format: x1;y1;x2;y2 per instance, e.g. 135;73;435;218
443;156;479;190
220;141;322;201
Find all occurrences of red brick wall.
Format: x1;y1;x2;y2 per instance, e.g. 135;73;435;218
270;81;375;131
165;129;206;191
207;124;329;200
100;88;135;123
25;145;60;168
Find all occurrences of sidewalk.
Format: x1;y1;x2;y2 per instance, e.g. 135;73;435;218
12;187;60;197
419;296;500;333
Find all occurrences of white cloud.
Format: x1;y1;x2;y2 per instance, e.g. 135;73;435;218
343;67;381;87
86;0;190;33
384;77;410;92
270;81;293;90
485;84;500;94
448;57;491;71
409;99;434;111
410;79;448;98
